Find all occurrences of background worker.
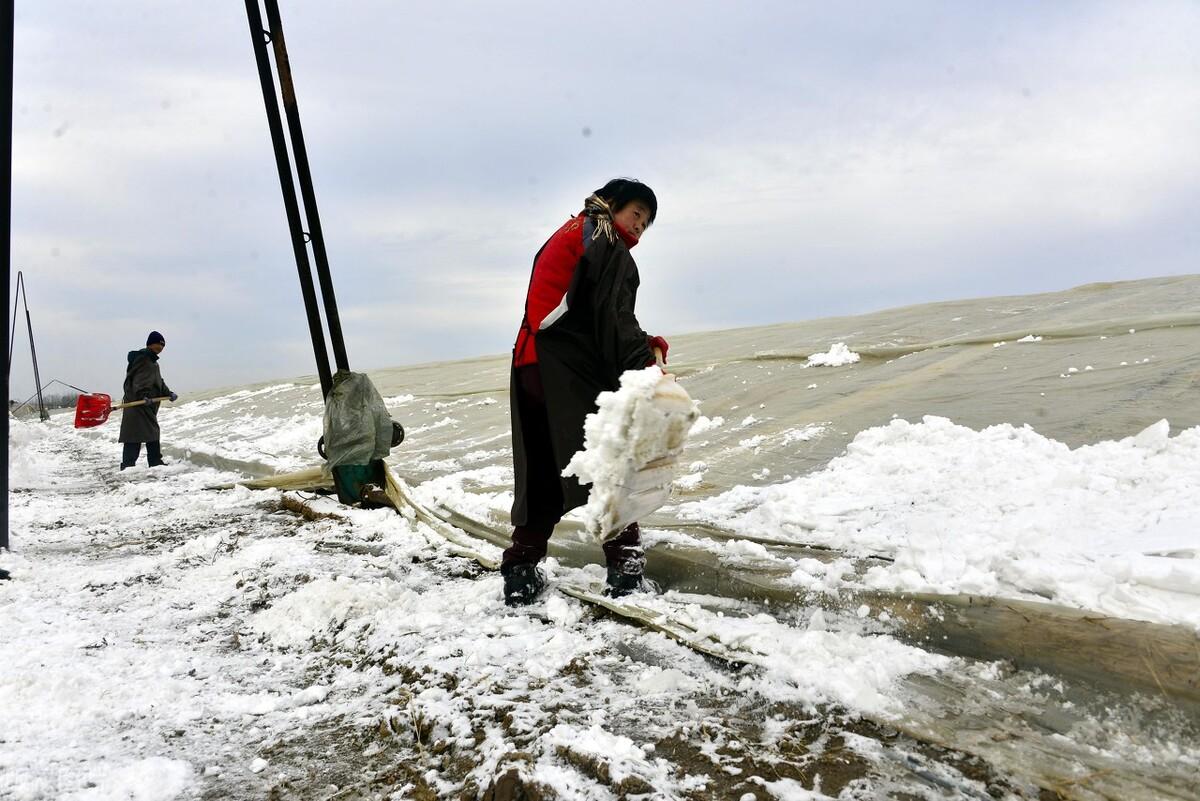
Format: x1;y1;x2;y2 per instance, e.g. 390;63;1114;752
119;330;177;470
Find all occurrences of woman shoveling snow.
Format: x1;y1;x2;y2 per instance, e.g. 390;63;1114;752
503;178;690;606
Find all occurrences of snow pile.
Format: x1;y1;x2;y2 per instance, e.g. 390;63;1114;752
649;602;952;719
2;420;454;798
780;424;827;445
688;414;725;436
7;418;54;487
250;575;409;649
411;463;514;523
564;366;698;540
163;383;323;472
538;724;673;789
680;416;1200;627
69;757;195;801
806;342;861;367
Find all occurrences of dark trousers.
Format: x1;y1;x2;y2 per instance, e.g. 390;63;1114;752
503;365;641;568
121;441;164;469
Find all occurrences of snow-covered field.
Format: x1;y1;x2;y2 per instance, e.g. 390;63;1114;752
677;414;1200;629
6;409;1199;799
0;418;1007;800
4;277;1200;799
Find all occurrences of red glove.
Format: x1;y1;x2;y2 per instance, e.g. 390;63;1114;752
647;335;669;365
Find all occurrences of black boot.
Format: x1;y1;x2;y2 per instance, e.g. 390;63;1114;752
502;562;547;607
605;546;660;599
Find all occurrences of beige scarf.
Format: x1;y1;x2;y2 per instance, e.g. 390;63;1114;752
582;193;617;244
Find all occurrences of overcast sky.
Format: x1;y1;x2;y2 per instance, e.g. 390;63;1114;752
9;1;1200;400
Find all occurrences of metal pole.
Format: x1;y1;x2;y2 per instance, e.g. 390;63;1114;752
8;274;48;419
3;0;13;556
11;273;47;421
6;268;16;374
10;378;87;413
262;0;350;373
24;301;47;421
243;0;334;398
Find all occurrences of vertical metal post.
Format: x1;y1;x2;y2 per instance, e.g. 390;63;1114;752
23;287;47;421
262;0;350;373
2;0;13;555
243;0;334;398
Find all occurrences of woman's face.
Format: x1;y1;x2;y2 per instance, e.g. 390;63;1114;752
612;201;653;241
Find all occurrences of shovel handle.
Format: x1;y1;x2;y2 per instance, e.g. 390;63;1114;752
652;347;677;380
113;396;173;410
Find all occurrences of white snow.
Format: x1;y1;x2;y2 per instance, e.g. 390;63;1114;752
6;328;1200;797
688;414;725;435
806;342;861;367
563;367;698;540
1;411;974;798
679;416;1200;628
779;425;826;446
250;575;408;649
165;383;323;473
70;758;195;801
7;414;53;485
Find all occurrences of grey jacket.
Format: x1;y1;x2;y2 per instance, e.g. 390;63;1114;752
118;348;172;443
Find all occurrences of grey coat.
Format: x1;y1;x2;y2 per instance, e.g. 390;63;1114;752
118;349;172;443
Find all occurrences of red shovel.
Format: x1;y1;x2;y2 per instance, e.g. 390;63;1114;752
73;394;173;429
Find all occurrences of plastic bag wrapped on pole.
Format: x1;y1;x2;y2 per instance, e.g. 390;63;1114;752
321;372;396;496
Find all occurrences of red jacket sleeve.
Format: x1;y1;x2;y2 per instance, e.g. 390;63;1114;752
514;216;585;366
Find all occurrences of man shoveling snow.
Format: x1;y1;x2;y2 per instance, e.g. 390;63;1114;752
503;178;683;606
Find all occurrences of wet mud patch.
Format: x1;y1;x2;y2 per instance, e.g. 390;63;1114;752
200;713;437;801
247;618;1053;801
608;696;1045;800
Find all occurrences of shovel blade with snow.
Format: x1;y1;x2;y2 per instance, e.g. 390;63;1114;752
606;456;680;534
589;351;699;541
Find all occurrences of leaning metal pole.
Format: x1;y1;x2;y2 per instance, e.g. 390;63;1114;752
2;0;12;555
244;0;334;398
262;0;350;374
23;287;47;421
10;273;48;421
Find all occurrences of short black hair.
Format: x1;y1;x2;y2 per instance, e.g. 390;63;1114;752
593;178;657;224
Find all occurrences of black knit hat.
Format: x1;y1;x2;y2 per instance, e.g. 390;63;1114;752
147;330;166;346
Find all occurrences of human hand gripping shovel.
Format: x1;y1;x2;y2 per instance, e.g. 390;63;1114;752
564;348;699;542
73;394;174;429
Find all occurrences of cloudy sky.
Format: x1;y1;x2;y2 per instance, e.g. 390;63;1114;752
9;1;1200;399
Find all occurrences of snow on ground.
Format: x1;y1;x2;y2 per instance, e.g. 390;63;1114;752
805;343;861;367
678;415;1200;629
2;422;372;800
5;416;1010;800
165;383;325;474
